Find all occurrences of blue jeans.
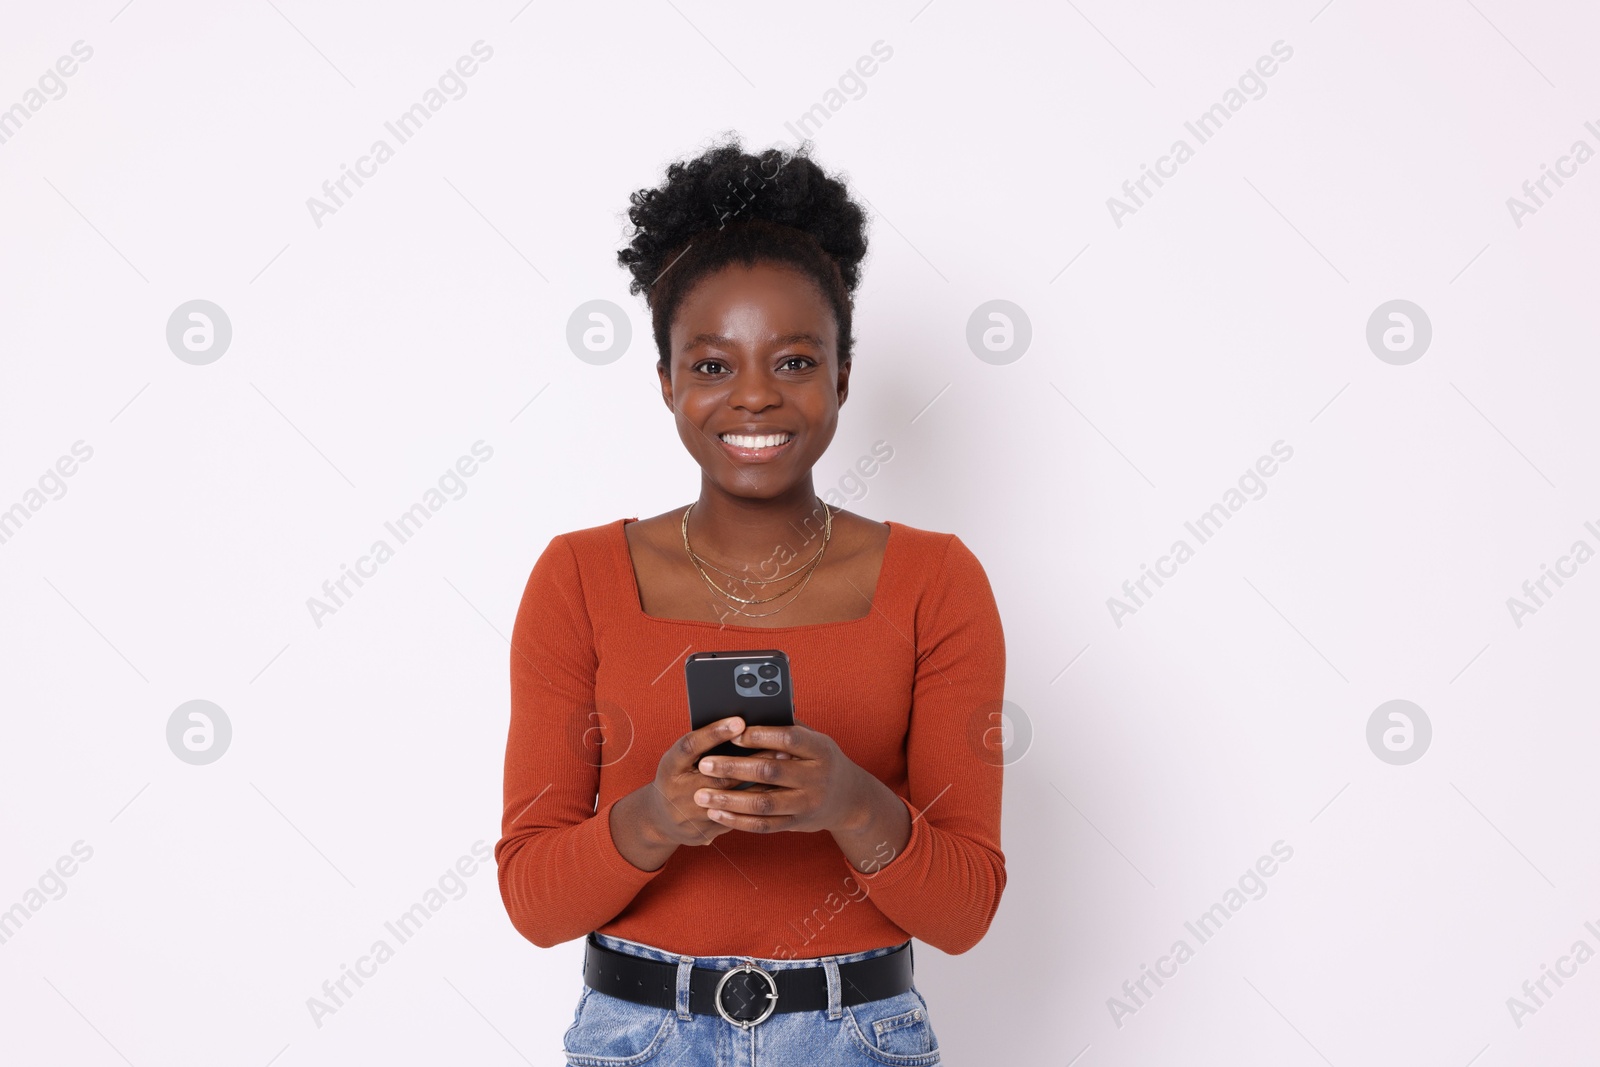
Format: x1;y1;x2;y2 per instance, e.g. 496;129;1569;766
561;932;942;1066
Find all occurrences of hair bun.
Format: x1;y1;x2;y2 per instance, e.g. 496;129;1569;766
617;134;869;298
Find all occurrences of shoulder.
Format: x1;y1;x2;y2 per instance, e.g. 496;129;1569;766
888;519;987;573
549;517;629;555
886;520;997;609
526;518;629;584
888;522;1003;640
517;519;631;621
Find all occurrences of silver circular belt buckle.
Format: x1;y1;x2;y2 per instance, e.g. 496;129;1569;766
714;961;779;1028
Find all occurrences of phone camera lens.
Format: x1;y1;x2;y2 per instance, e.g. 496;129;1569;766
736;673;757;688
759;680;780;695
757;664;779;679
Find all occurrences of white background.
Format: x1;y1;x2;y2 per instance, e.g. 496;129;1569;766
2;1;1598;1064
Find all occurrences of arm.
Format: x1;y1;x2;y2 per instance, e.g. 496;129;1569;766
840;534;1008;955
684;534;1010;952
494;534;662;949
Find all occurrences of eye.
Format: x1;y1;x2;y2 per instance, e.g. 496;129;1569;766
780;355;817;371
693;359;729;375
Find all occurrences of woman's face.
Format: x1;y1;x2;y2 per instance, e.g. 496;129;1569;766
660;261;848;501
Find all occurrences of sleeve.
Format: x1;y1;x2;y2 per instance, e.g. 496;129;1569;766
850;534;1008;955
494;533;662;949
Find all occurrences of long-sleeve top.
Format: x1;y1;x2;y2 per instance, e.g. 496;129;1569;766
494;516;1007;958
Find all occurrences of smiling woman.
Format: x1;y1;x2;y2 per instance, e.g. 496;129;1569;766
495;134;1007;1066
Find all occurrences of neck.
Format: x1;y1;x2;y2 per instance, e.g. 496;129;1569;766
685;482;831;578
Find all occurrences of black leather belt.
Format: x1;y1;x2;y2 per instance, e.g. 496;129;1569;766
583;932;914;1029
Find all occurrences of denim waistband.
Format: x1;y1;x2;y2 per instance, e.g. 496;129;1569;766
589;930;910;970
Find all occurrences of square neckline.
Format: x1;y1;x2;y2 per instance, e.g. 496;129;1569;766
615;516;899;631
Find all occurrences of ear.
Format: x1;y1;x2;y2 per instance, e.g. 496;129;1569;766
658;361;675;412
835;356;851;407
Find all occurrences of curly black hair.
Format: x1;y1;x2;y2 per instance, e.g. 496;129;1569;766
616;134;870;377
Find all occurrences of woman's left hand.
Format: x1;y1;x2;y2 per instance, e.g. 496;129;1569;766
691;719;872;835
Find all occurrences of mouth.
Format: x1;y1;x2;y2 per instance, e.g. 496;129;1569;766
716;431;796;461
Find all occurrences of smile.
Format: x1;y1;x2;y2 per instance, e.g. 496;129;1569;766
717;432;795;461
719;432;793;448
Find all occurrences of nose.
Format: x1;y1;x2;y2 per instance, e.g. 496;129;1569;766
728;363;781;413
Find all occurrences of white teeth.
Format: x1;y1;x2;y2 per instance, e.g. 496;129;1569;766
720;433;792;449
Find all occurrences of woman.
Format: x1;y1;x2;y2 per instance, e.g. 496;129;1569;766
495;136;1007;1066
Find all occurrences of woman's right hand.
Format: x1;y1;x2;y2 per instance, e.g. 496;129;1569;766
611;716;749;870
651;715;770;845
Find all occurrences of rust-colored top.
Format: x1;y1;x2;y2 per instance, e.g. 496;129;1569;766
494;517;1006;958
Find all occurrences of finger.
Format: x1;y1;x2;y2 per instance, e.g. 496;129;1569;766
730;724;814;757
702;808;790;834
695;747;777;788
719;776;782;793
672;716;746;771
697;753;791;786
694;768;747;791
668;789;734;832
695;785;802;818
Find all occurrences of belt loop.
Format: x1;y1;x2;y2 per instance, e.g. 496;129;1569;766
822;956;842;1020
675;955;695;1020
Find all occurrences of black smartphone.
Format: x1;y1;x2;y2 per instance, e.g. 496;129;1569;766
685;649;796;762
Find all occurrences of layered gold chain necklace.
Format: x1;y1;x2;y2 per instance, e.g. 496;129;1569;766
680;501;833;619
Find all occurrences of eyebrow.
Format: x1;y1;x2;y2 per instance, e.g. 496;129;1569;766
681;332;828;353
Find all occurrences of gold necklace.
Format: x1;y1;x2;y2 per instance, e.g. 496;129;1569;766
684;506;832;586
681;502;831;606
681;502;833;617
